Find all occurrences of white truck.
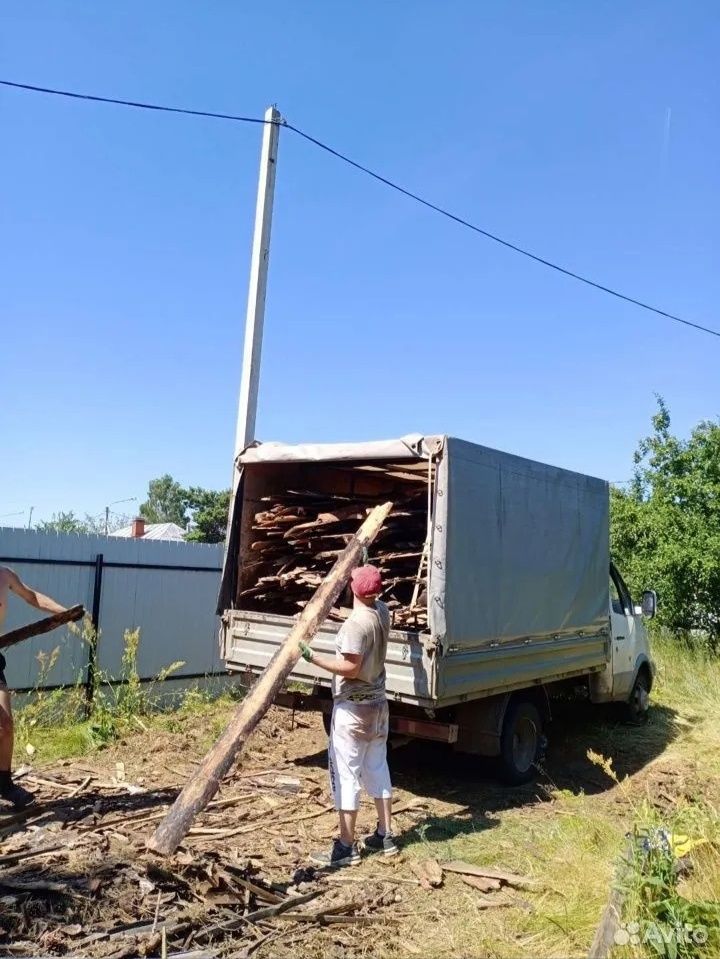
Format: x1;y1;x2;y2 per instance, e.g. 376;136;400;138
218;435;656;783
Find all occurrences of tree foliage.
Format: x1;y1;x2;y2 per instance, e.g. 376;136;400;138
36;511;89;534
38;478;229;543
611;397;720;645
139;475;189;527
184;487;231;544
35;511;131;534
139;476;230;543
84;513;133;535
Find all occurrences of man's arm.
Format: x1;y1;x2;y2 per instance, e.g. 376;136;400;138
301;645;362;679
7;570;66;615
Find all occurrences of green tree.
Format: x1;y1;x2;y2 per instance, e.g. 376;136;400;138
83;512;133;535
139;475;189;527
138;475;229;542
36;511;133;535
185;487;231;544
611;397;720;646
36;511;88;534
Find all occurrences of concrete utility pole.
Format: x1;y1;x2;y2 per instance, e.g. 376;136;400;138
234;105;283;461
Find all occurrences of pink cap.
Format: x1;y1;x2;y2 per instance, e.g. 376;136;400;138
350;565;383;598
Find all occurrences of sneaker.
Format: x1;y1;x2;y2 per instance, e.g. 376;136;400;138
363;827;399;857
0;780;36;810
309;838;361;868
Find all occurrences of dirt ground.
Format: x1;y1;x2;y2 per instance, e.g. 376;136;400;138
0;693;713;959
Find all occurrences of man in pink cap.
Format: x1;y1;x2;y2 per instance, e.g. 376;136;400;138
299;565;397;867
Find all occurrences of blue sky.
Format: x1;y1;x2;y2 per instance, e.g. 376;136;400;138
1;1;718;526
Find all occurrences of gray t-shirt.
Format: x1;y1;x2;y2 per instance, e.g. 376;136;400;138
332;601;391;704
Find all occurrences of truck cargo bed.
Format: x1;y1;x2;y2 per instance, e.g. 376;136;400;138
222;609;609;709
219;435;612;709
222;453;433;629
222;609;435;705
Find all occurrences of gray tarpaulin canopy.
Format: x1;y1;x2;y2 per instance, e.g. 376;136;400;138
225;435;610;650
430;438;609;651
235;434;437;465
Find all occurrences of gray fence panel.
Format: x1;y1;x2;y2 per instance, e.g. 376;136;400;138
0;528;223;691
97;566;223;679
0;529;94;688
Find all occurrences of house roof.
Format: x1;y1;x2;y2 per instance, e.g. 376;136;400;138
110;522;186;542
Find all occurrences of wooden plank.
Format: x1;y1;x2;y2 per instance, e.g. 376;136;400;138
241;479;432;630
461;874;502;893
441;861;537;890
0;605;85;651
587;840;632;958
244;889;321;923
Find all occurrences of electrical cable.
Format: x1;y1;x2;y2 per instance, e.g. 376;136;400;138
286;123;720;340
0;79;268;125
2;78;718;339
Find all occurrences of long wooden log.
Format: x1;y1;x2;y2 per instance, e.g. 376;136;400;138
0;605;85;651
147;501;394;856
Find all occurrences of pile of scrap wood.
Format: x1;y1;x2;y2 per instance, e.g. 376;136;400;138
0;755;423;959
240;486;430;629
0;702;544;959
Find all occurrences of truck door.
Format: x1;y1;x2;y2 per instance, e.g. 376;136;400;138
609;564;636;699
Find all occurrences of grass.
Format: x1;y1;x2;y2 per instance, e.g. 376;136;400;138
614;807;720;958
391;774;627;957
609;631;720;958
385;633;720;959
14;692;243;765
12;616;237;765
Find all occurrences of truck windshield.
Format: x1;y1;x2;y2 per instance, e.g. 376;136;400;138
610;576;624;615
610;565;633;616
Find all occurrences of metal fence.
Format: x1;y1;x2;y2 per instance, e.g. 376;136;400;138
0;527;224;692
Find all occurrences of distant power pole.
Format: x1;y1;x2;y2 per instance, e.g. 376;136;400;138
105;497;137;534
234;105;283;462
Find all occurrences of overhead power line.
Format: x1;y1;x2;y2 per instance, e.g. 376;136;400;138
0;79;267;125
2;78;718;341
286;124;719;339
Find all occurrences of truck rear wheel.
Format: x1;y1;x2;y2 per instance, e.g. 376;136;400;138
499;701;543;785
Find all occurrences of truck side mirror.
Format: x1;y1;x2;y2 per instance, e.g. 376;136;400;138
641;590;657;619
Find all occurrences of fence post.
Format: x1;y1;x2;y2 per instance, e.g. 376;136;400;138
86;553;104;709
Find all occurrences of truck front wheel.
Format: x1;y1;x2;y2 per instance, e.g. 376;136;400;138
625;669;651;724
499;701;544;785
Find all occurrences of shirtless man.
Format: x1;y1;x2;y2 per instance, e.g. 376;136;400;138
0;566;68;807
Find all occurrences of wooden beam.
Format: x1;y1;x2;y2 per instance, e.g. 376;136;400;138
587;840;632;958
0;605;85;651
147;501;394;856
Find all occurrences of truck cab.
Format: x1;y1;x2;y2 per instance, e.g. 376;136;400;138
590;562;656;720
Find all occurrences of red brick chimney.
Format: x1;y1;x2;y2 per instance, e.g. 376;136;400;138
131;516;146;539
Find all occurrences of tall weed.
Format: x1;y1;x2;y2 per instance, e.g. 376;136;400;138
17;616;184;754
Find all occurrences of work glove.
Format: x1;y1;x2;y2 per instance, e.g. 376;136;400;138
298;641;313;662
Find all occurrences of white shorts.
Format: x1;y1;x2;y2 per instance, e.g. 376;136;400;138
328;699;392;811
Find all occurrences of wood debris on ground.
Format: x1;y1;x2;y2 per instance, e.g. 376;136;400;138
409;858;443;890
238;478;430;629
0;713;432;959
440;859;539;890
0;706;543;957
